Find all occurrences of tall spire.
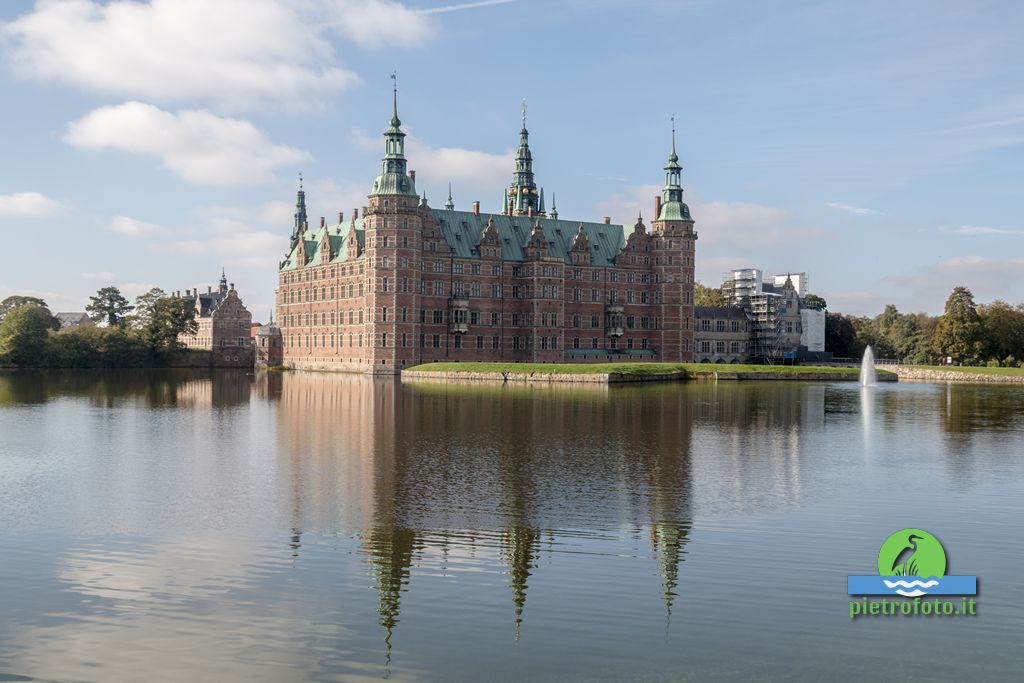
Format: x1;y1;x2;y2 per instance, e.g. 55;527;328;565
291;173;307;248
656;116;691;222
550;193;558;220
370;73;417;197
445;182;455;210
219;268;228;294
508;100;540;216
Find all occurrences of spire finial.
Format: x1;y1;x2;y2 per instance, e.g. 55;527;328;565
521;99;527;128
298;171;303;191
671;115;676;156
389;71;400;126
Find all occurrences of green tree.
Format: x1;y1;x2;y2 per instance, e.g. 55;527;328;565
978;300;1024;365
694;282;724;307
138;296;197;352
86;286;133;327
825;313;864;358
0;304;59;365
802;293;827;311
0;295;48;322
129;287;167;330
932;286;984;364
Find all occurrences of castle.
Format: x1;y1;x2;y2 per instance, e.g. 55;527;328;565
276;91;697;373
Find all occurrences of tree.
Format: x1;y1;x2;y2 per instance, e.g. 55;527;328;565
86;286;133;327
694;282;724;307
0;295;48;322
825;313;863;358
932;286;984;364
138;296;197;352
802;293;827;311
0;304;59;365
130;287;167;330
978;300;1024;365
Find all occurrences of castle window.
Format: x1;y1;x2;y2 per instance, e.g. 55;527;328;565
432;334;440;348
476;335;484;349
382;307;388;322
471;263;480;275
642;338;648;350
592;337;599;349
591;289;600;302
572;314;580;328
716;341;726;354
454;263;464;274
627;338;634;349
491;284;501;298
492;335;500;349
470;282;480;297
433;310;443;324
382;277;389;293
716;320;726;332
641;291;649;304
401;307;408;322
402;333;408;347
491;312;500;326
434;281;444;296
419;334;425;348
382;256;389;268
382;332;388;348
573;337;580;349
492;265;501;276
591;314;599;328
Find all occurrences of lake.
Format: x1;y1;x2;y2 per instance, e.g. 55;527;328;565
1;370;1022;681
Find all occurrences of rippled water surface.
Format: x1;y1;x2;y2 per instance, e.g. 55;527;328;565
1;370;1023;681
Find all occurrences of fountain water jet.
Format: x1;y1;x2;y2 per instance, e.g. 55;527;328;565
860;346;877;387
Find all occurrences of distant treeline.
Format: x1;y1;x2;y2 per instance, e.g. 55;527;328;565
0;287;198;368
696;284;1024;367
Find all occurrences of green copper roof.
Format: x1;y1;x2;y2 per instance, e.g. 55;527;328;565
278;210;630;272
431;210;627;267
279;219;366;271
657;201;692;221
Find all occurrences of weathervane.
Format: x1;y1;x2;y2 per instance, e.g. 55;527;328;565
391;71;397;93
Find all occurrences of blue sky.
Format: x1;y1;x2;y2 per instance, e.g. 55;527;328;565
1;0;1021;319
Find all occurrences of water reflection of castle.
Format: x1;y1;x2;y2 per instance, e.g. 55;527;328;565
273;373;695;655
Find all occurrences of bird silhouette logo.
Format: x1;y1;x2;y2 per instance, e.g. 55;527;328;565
848;528;976;598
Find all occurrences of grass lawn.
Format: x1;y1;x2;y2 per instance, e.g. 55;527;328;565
405;362;885;378
903;365;1024;377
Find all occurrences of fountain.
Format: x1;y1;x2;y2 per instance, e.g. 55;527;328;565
860;345;877;387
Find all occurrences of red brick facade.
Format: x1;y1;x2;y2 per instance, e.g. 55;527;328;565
276;105;696;374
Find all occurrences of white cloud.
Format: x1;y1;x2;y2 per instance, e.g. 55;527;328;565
354;128;513;197
0;0;370;109
883;255;1024;313
324;0;432;49
950;224;1023;236
825;201;875;216
160;230;287;270
66;102;311;186
0;191;63;216
111;215;159;236
80;271;115;281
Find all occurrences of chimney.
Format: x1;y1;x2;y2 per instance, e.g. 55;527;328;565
338;211;343;223
353;208;358;220
229;282;235;290
207;286;212;294
472;201;480;216
320;216;325;228
409;169;416;182
654;196;662;220
603;216;611;224
528;206;534;218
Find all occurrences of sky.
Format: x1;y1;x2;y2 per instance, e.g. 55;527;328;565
1;0;1022;320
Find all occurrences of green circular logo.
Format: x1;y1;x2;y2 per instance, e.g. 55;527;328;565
877;528;946;578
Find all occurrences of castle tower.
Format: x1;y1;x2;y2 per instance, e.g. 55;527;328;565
290;175;307;249
364;76;425;373
650;120;697;361
507;102;543;217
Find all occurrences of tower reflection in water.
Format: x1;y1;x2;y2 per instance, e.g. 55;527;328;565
273;373;694;660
